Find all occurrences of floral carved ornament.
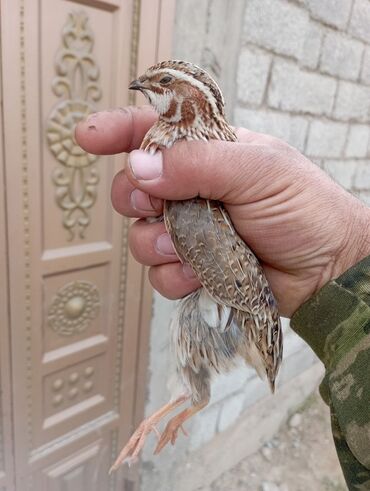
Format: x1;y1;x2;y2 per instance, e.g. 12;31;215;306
46;11;102;240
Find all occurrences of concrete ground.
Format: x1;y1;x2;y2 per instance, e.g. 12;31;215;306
207;392;347;491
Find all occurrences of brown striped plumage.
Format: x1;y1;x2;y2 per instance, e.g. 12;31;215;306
110;60;282;472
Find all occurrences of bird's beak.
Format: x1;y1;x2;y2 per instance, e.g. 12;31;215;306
129;79;145;91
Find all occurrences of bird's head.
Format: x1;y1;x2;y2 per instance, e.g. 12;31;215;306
129;60;226;127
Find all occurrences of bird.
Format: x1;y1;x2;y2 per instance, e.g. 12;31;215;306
109;60;282;472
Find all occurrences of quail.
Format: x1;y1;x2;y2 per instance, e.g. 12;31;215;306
110;60;282;472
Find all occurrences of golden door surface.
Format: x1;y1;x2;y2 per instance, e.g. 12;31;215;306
0;0;174;489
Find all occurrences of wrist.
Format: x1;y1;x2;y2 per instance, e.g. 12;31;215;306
332;199;370;281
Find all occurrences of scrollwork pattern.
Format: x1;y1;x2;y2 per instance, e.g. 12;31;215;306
46;12;102;240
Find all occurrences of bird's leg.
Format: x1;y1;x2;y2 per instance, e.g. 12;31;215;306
109;394;189;473
154;399;209;454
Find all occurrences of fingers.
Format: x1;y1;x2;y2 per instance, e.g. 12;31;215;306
128;220;178;266
75;106;157;155
111;170;163;218
235;127;266;143
148;263;201;300
109;125;275;218
128;219;201;299
124;136;291;205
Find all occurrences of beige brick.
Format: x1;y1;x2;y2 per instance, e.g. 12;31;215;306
354;161;370;189
345;124;370;158
218;392;245;432
357;191;370;206
306;120;348;158
349;0;370;43
277;347;318;387
268;60;337;116
243;0;309;59
236;48;272;106
300;21;324;70
334;81;370;122
323;160;358;189
283;326;307;358
189;403;220;450
234;108;308;151
211;364;252;404
320;32;364;81
305;0;353;29
360;46;370;85
243;375;271;410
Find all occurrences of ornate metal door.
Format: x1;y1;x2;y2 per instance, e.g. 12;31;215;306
0;0;174;489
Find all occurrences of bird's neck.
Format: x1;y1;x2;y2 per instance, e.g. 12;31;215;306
159;108;237;144
141;98;237;153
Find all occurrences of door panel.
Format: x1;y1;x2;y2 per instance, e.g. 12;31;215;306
0;0;174;489
35;435;114;491
0;13;16;490
42;3;115;248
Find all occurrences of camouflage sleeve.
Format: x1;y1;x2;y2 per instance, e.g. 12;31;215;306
290;255;370;491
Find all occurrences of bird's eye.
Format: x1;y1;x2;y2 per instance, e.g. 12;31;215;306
159;76;172;85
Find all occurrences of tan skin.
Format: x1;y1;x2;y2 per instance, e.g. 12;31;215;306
75;106;370;318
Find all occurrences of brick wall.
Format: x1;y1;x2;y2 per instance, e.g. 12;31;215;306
235;0;370;203
140;1;369;489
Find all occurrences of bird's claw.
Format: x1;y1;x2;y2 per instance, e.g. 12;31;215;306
109;396;190;473
123;455;139;468
109;421;159;473
154;420;188;454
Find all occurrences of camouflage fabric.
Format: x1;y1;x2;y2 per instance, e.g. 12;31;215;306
291;255;370;491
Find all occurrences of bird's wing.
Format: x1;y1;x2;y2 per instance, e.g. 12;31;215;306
164;198;272;315
164;197;282;388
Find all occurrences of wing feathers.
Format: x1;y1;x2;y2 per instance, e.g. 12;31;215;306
164;198;282;385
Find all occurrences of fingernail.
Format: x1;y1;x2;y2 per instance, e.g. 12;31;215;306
130;189;156;212
183;263;197;279
155;233;176;256
129;150;163;180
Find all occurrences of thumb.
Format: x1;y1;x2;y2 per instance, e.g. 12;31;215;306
126;134;279;204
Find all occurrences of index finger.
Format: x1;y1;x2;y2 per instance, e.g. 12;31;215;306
75;105;157;155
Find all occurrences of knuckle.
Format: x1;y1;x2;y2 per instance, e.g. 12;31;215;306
148;266;166;295
148;266;179;300
128;221;147;263
111;171;127;211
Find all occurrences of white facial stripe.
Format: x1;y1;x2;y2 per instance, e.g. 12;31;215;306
155;90;172;115
147;68;221;116
142;87;171;115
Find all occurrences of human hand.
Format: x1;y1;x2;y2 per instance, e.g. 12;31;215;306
75;106;370;318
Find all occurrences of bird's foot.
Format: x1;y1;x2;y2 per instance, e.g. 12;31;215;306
154;400;209;454
154;412;189;454
109;418;160;473
109;394;189;473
